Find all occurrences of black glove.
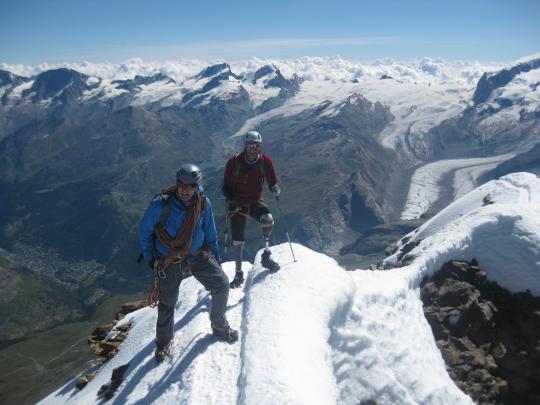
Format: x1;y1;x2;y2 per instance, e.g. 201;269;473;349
147;258;155;270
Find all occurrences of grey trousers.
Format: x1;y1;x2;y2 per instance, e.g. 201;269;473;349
155;257;229;350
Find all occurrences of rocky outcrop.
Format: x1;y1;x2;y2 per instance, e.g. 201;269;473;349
87;321;130;360
76;299;147;390
86;299;147;360
421;260;540;404
115;300;148;320
97;363;130;400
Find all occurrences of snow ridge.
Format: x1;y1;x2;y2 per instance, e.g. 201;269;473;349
40;172;540;405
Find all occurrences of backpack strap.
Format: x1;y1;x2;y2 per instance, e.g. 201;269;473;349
259;154;266;181
137;188;173;264
232;154;241;198
156;185;176;233
159;194;171;228
199;191;207;214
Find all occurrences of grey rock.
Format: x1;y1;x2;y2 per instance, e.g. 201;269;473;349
421;260;540;404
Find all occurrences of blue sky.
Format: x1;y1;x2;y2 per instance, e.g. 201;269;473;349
1;0;538;65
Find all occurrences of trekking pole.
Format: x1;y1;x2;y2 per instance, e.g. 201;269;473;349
275;196;297;262
224;200;230;254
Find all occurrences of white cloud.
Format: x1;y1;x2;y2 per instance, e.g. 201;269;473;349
2;56;505;86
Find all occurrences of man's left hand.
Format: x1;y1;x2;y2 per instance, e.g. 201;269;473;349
270;184;281;196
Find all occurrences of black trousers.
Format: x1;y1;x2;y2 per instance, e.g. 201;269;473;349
228;200;271;242
155;256;229;349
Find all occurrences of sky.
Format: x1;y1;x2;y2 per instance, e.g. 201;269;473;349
40;172;540;404
1;0;539;65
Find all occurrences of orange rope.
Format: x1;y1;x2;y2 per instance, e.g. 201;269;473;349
148;191;202;307
154;191;202;268
148;273;160;308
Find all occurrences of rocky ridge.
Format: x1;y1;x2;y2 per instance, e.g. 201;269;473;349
421;260;540;405
75;299;147;395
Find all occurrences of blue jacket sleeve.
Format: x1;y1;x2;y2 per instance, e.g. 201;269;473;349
138;198;163;261
202;198;221;262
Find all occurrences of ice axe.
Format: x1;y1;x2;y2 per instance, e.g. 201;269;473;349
275;195;297;262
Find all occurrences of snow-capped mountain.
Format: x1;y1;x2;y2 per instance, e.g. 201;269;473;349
0;55;538;299
39;172;540;404
396;55;540;220
0;68;99;106
425;54;540;159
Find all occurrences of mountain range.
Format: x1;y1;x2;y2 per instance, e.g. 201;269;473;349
0;55;539;345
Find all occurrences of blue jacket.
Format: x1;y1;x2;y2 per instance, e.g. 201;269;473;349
138;194;221;263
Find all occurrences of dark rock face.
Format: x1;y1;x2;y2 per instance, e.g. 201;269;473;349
253;65;275;82
183;63;242;105
112;73;175;92
0;69;29;88
421;260;540;405
253;64;302;112
22;68;97;104
87;299;146;360
250;91;396;256
77;299;147;391
340;220;424;256
473;57;540;105
422;58;540;161
482;142;540;181
96;363;130;400
196;63;233;79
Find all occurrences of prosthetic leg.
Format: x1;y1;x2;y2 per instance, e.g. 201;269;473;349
260;213;280;272
229;241;245;288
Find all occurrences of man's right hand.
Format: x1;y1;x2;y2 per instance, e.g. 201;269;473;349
147;258;156;270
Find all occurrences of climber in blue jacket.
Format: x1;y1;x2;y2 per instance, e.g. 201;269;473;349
139;164;238;363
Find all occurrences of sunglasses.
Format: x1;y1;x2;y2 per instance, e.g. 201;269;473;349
246;143;261;150
177;181;197;190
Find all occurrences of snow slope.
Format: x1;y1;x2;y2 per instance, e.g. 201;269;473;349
40;172;539;405
389;172;540;295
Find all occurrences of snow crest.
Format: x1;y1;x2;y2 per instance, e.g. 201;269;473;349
391;172;540;295
40;244;471;404
40;172;540;404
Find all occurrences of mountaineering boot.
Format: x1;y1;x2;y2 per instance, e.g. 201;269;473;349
155;340;172;363
212;323;239;343
261;249;280;272
229;270;244;288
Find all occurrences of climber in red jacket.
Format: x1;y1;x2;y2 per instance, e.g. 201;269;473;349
222;130;281;287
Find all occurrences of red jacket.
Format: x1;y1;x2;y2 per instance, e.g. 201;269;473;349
224;152;277;203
